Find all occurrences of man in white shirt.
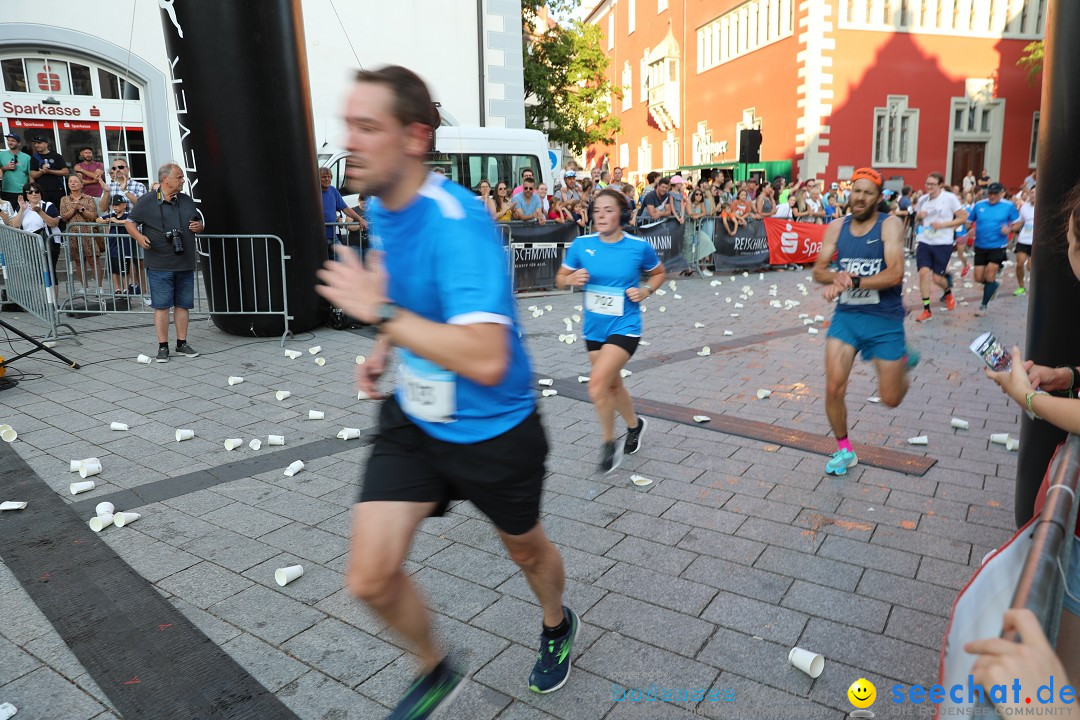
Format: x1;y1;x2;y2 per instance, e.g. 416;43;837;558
1013;190;1035;296
913;172;967;321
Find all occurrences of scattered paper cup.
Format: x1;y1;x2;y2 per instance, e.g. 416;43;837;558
734;302;744;309
337;427;361;440
808;327;819;335
572;314;581;323
990;433;1010;445
867;397;881;403
697;347;711;356
788;647;825;678
314;357;326;366
0;427;16;443
358;390;370;400
70;480;95;495
268;435;285;446
814;315;825;322
69;459;82;472
630;475;653;487
723;330;734;337
950;418;969;430
538;378;554;386
908;436;929;445
694;322;705;328
95;501;115;516
308;345;322;355
577;376;590;383
1006;437;1020;451
79;458;102;478
693;415;711;423
356;355;366;365
542;389;558;397
227;376;244;386
175;429;194;442
249;439;262;451
658;306;666;312
620;369;632;378
136;354;152;364
110;422;128;431
757;389;772;400
275;390;291;401
284;349;302;359
308;410;324;420
0;501;27;511
275;564;304;586
545;304;553;311
284;460;305;477
113;512;141;528
88;512;114;532
223;438;243;451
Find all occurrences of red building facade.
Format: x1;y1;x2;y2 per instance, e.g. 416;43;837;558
586;0;1045;190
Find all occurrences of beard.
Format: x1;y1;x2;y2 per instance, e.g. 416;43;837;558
851;200;879;222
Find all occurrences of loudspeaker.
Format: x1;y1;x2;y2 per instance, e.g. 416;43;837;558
739;128;762;164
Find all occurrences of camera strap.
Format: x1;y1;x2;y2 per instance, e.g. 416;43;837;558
156;192;184;250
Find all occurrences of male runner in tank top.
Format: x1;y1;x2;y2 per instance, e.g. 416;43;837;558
812;167;919;476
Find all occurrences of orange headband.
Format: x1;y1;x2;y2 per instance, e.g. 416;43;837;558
851;167;883;189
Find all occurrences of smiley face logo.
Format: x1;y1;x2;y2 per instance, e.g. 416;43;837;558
848;678;877;709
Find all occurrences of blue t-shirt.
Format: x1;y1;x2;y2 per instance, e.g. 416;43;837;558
562;233;661;341
369;173;535;443
957;203;974;238
105;211;132;257
971;199;1019;249
833;213;904;321
321;186;348;240
512;192;541;218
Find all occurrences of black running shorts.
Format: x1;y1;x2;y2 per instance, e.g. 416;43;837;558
584;334;640;357
359;397;549;536
973;248;1007;267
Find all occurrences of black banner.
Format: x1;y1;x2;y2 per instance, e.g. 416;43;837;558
629;218;688;272
507;221;579;291
712;219;771;268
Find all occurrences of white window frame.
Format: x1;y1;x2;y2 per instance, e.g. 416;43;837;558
837;0;1046;39
658;0;668;13
1029;111;1039;168
697;0;795;73
637;137;652;174
639;50;649;102
619;143;630;169
872;95;919;168
628;0;636;33
621;62;633;111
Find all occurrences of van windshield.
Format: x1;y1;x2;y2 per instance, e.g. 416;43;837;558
426;153;541;193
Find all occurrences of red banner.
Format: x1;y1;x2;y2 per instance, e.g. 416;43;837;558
764;218;828;265
58;120;99;131
9;118;53;130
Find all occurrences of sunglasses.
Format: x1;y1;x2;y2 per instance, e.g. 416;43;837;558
111;165;126;170
26;189;40;195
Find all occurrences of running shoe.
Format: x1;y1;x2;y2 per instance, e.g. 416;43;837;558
961;263;971;278
701;268;714;277
903;346;921;371
940;273;954;301
944;293;957;311
529;606;579;694
387;657;464;719
915;309;932;323
599;441;620;474
825;449;858;476
623;417;646;456
1013;287;1027;296
975;304;987;317
174;342;199;357
155;346;169;363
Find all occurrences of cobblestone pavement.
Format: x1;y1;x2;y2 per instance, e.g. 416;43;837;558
0;256;1033;719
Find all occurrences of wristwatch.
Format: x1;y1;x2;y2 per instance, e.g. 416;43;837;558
851;275;861;289
375;302;399;327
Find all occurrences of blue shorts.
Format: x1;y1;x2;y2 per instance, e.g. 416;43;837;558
1065;535;1080;617
828;311;906;362
147;269;195;310
916;243;953;276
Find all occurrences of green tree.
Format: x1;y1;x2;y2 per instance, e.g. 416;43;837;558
1017;40;1044;86
522;3;621;154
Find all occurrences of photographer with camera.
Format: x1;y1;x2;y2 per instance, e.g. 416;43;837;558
125;163;204;362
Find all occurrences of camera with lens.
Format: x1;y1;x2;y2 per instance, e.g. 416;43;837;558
165;229;184;254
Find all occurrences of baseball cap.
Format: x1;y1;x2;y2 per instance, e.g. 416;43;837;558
110;194;127;205
882;189;896;198
830;182;839;190
3;132;18;142
987;182;1006;194
670;175;686;185
565;170;576;177
31;136;48;144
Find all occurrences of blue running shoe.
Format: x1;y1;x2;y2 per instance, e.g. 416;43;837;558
825;449;858;476
903;345;921;371
529;606;579;694
386;657;464;720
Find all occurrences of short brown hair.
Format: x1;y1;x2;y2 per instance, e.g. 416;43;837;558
354;66;440;130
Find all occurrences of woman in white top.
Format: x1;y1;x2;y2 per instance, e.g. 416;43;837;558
10;182;61;273
1014;189;1035;296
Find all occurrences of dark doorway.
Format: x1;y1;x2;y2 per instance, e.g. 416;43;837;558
951;141;985;188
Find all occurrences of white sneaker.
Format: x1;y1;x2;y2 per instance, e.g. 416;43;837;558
142;297;152;306
701;268;714;277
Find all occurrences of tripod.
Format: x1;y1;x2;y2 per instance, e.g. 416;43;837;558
0;318;80;372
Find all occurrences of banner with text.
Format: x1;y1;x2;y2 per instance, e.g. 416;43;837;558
508;221;579;291
630;218;688;273
712;219;771;268
764;218;827;265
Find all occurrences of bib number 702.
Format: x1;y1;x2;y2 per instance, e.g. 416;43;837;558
405;380;437;406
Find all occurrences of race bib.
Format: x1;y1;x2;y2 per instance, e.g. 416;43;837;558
585;284;626;317
839;288;880;305
924;227;943;242
397;350;456;423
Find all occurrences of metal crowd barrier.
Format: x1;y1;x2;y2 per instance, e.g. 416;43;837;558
323;221;367;253
0;224;73;340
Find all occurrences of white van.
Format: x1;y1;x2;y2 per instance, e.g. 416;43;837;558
318;126;553;203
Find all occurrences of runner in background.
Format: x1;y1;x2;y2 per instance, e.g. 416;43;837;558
556;188;665;473
1013;188;1035;296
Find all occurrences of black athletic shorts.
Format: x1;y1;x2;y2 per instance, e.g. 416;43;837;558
585;334;640;357
973;248;1007;267
359;396;548;536
1015;242;1032;255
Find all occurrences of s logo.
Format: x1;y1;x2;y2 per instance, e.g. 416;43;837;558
781;222;798;254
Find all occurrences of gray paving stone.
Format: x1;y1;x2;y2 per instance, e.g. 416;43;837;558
178;527;281;572
412;567;500;621
916;556;977;591
856;568;959;618
596;562;717;616
884;604;950;651
154;560;254;609
754;545;864;592
871;524;971;564
700;590;808;646
0;666;107;720
0;634;41;686
257;522;348;564
221;631;309;692
698;672;845;719
556;544;617;584
496;574;608;617
255;489;345;526
675;528;766;565
682;554;793;605
696;626;813;695
780;579;890;632
199;502;293;537
648;477;734;509
736;516;824;553
166;596;244;646
283;617;402;688
241;553;343;605
542;515;625;555
585;592;715;658
425;542;522;589
604;535;698;576
816;535;921;578
209;584;325;645
798;617;939;686
276;668;388;719
575;632;719;705
609;511;690;546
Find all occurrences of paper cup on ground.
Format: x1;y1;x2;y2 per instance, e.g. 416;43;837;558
70;480;95;495
757;389;772;400
908;436;929;445
275;564;304;586
356;355;366;365
808;327;819;335
991;433;1010;445
136;353;152;364
175;429;194;442
542;389;558;397
223;438;243;451
268;435;285;446
0;501;27;511
630;475;653;487
950;418;969;430
0;427;15;443
79;458;102;478
314;357;326;367
275;390;291;401
284;349;301;359
95;501;115;516
788;647;825;678
538;378;554;386
1006;437;1020;451
113;512;141;527
308;345;322;355
308;410;324;420
227;376;244;386
337;427;361;440
110;422;128;431
284;460;305;477
577;376;590;383
249;439;262;451
69;459;82;472
693;415;711;423
88;512;114;532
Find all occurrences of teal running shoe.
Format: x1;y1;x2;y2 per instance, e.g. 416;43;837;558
529;606;579;694
825;449;858;476
387;657;464;720
903;345;921;371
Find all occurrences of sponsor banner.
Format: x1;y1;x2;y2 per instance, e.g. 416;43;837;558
57;120;99;132
631;218;688;272
9;118;53;130
1;97;143;123
508;221;579;291
713;219;771;268
764;218;827;265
